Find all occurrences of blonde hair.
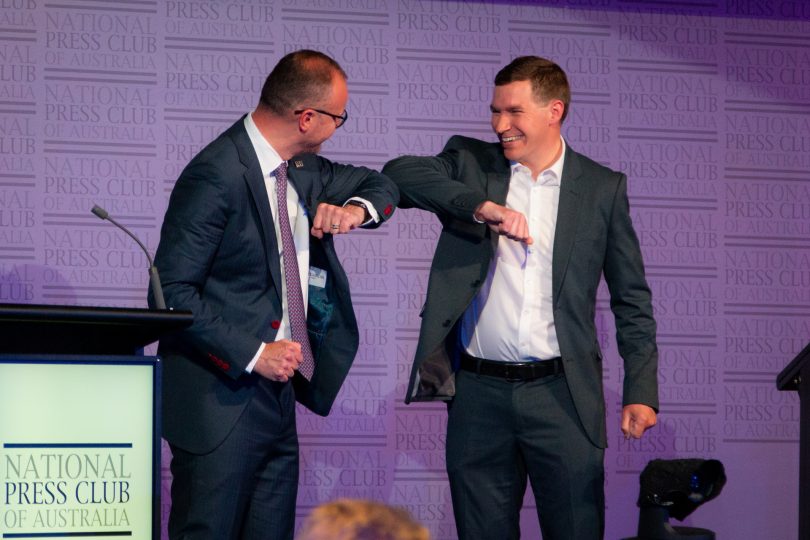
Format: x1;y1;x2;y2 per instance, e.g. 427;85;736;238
296;499;430;540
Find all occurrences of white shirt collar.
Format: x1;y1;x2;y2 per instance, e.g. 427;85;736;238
244;112;284;175
510;137;566;186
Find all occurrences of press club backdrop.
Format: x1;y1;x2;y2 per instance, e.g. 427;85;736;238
1;0;808;538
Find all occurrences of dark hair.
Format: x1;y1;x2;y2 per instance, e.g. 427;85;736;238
495;56;570;122
259;49;347;115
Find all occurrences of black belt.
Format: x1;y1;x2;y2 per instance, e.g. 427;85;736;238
460;352;563;382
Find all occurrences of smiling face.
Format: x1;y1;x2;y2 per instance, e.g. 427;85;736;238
490;80;564;177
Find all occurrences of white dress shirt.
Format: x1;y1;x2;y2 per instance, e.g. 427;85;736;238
460;138;567;362
242;113;378;371
244;113;312;370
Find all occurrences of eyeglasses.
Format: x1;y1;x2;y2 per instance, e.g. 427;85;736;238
294;107;348;128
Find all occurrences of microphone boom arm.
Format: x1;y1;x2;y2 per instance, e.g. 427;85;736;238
91;204;167;310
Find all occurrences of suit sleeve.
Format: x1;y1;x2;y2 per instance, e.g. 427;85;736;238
150;160;262;377
317;158;399;227
382;136;488;222
602;173;659;411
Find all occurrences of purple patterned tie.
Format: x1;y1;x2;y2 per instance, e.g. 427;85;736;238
274;162;315;380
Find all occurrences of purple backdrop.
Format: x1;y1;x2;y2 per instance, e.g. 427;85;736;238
1;0;808;538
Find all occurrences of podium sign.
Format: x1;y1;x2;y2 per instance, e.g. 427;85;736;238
0;355;160;539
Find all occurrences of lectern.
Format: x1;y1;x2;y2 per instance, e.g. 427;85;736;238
777;342;810;540
0;303;191;540
0;303;192;355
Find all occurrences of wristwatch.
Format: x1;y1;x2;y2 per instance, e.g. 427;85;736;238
344;200;371;222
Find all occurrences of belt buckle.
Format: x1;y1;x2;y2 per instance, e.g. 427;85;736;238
503;364;522;382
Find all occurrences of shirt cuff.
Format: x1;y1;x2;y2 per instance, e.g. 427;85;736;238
344;197;379;225
245;342;265;373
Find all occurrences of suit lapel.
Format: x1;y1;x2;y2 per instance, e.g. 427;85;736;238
287;157;320;225
486;144;511;203
552;146;584;305
231;121;283;305
486;151;511;252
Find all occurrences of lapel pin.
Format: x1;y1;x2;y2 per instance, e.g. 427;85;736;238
294;160;304;168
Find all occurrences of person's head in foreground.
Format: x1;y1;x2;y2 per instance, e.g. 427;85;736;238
296;498;430;540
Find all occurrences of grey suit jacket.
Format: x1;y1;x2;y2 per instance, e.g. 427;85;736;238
151;117;398;454
382;135;658;448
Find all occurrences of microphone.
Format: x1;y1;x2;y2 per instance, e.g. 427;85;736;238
91;204;167;310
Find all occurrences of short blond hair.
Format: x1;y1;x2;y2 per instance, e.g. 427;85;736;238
296;499;430;540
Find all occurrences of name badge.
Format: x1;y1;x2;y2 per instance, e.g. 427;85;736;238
309;266;327;289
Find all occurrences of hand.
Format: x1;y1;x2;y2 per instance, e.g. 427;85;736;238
311;202;365;239
621;404;657;439
473;201;533;245
253;340;302;382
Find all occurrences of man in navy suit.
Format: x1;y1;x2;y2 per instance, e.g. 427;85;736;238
151;50;397;540
383;56;658;540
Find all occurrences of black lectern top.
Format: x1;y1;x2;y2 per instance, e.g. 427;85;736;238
0;303;192;356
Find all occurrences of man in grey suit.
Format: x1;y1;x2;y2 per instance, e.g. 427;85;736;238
383;56;658;540
151;50;397;539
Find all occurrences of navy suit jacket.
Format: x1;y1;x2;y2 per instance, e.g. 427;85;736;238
382;135;658;448
152;117;398;454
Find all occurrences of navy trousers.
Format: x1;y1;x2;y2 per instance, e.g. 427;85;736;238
446;369;605;540
168;379;299;540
